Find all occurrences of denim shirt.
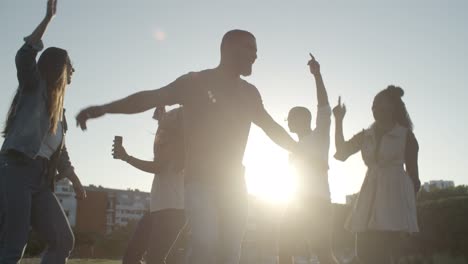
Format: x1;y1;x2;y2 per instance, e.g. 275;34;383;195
1;39;75;180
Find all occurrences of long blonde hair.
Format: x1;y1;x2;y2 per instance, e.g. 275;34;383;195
37;47;69;134
46;66;66;134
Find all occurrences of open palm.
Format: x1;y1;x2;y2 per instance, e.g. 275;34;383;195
46;0;57;19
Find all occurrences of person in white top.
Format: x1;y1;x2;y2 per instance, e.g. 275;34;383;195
333;86;420;264
113;107;185;264
279;54;338;264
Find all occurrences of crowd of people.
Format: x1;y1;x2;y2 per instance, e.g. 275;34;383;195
0;1;420;264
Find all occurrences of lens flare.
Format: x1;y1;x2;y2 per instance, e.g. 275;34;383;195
153;29;166;42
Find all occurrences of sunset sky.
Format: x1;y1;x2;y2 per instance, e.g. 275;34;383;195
1;0;467;203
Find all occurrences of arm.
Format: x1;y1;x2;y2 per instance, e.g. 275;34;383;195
56;145;87;200
405;131;420;193
308;53;329;106
314;74;329;106
113;143;162;174
56;145;74;178
335;118;345;154
76;73;191;130
16;0;56;89
254;107;298;152
75;89;169;131
334;121;363;161
308;54;331;137
333;97;346;154
26;0;56;47
332;97;363;161
125;156;163;174
102;90;172;114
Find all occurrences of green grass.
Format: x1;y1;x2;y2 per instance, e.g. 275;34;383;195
22;259;120;264
433;254;467;264
400;254;467;264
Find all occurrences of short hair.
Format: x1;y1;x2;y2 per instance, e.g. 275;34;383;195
220;29;255;54
288;106;312;125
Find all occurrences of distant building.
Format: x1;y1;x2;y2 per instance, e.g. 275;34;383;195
56;181;150;234
55;179;78;227
422;180;455;192
107;187;150;232
75;188;108;234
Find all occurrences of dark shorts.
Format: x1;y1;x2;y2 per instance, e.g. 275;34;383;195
279;198;333;253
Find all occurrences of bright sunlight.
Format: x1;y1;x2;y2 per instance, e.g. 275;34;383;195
244;135;298;205
243;129;364;205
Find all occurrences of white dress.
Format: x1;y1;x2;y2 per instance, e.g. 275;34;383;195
150;108;185;212
335;124;419;233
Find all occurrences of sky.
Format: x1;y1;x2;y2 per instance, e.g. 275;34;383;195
1;0;467;204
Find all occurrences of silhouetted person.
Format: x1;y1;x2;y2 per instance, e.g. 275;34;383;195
0;1;86;263
75;29;297;264
279;54;338;264
333;86;420;264
117;107;185;264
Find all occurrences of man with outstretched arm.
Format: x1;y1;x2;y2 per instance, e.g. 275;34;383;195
76;30;296;264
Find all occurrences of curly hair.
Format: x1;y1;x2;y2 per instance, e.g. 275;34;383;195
375;85;413;130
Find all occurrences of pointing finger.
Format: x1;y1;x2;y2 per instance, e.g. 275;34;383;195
309;53;316;61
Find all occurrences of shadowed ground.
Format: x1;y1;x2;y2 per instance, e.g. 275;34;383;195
22;259;120;264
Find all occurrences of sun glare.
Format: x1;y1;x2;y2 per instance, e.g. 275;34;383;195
153;29;167;42
244;144;298;205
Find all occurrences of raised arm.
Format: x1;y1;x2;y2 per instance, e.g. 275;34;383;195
27;0;56;46
16;0;56;89
308;53;331;135
333;97;364;161
308;53;329;106
254;107;298;152
333;97;346;152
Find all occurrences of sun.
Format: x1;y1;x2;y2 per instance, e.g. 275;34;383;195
244;137;298;205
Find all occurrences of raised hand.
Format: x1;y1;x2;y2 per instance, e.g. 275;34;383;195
46;0;57;20
75;106;106;131
307;53;321;76
333;96;346;121
112;142;129;161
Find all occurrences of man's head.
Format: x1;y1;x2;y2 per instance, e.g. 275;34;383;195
220;30;257;76
287;106;312;134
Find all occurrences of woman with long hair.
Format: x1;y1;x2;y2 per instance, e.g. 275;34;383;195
0;1;86;263
333;86;420;264
114;107;186;264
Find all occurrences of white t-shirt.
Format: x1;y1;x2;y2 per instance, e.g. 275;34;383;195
150;108;184;212
37;122;63;159
290;104;331;201
150;166;184;212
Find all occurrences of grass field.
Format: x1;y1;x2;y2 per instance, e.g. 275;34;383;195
22;259;120;264
22;255;468;264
